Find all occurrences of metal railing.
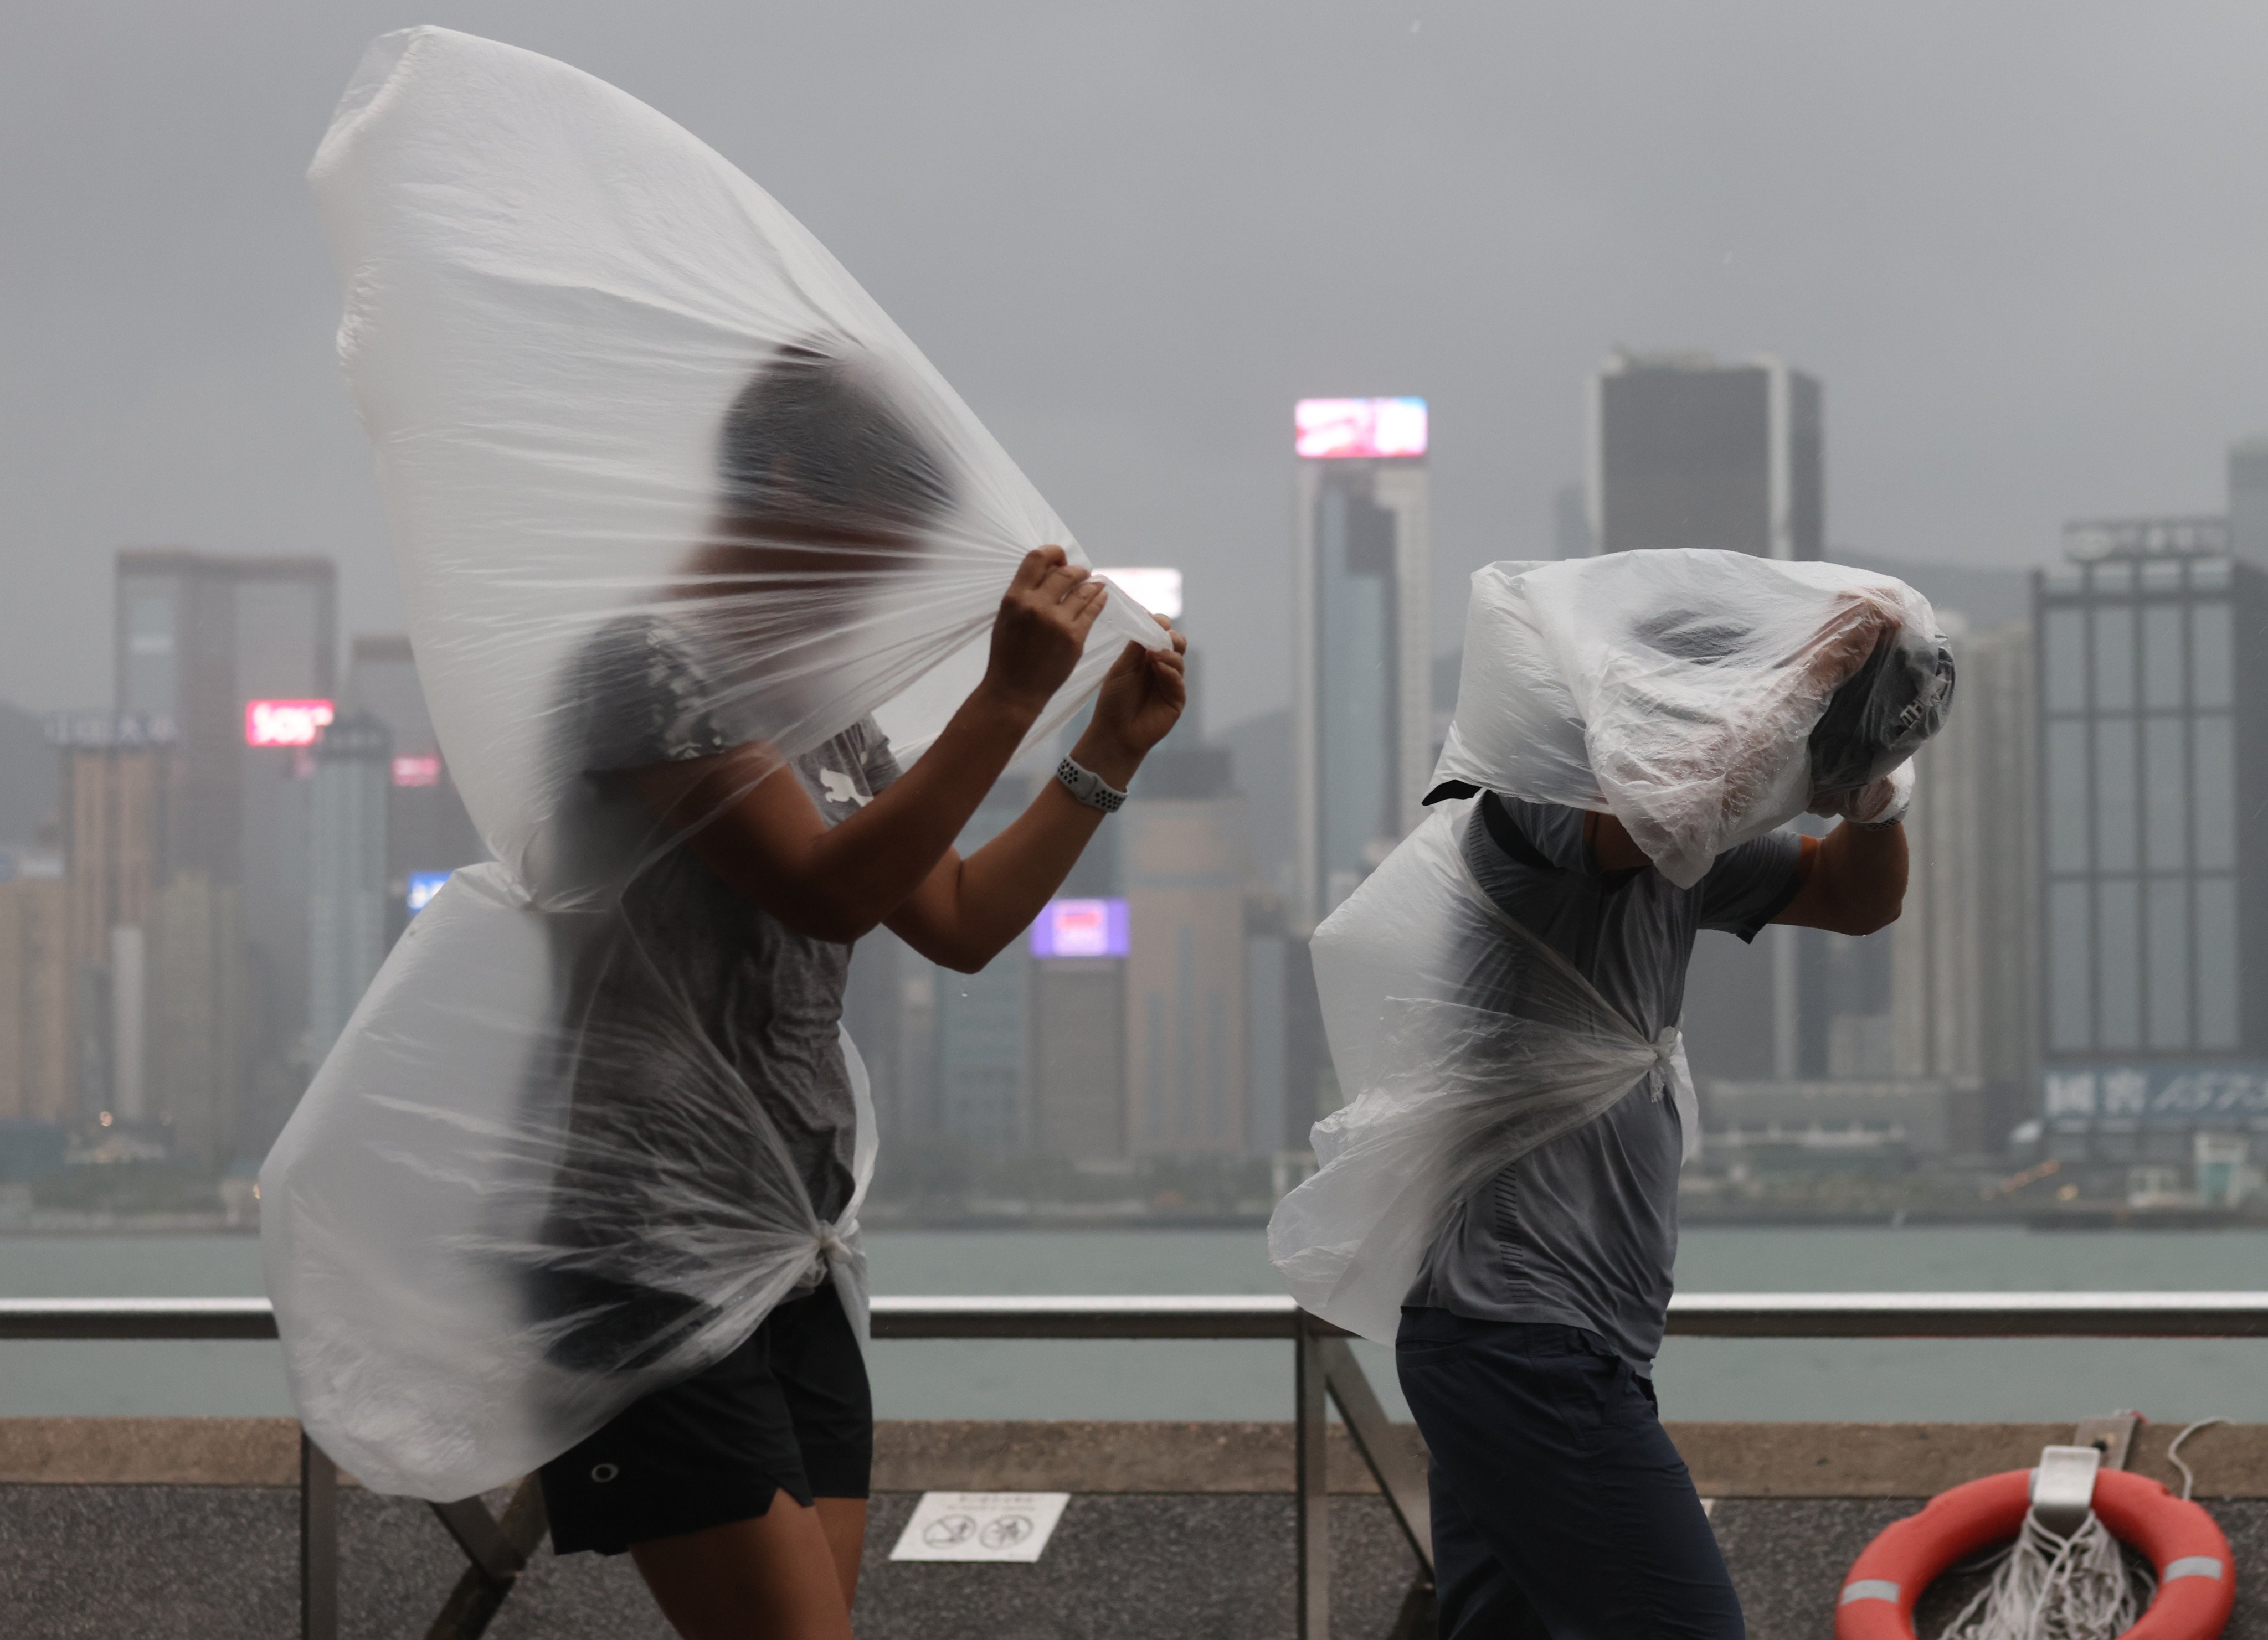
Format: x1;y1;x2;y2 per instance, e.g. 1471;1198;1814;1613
6;1291;2267;1640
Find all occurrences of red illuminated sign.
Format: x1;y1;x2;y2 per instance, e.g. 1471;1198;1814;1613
392;755;442;788
244;699;335;748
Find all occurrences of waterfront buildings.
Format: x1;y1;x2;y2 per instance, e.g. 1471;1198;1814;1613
306;711;392;1063
52;713;173;1127
342;636;484;934
1290;396;1431;924
934;776;1037;1156
1123;747;1249;1154
0;861;70;1127
1587;350;1823;561
1030;902;1129;1163
1892;619;2039;1101
114;550;337;1153
2032;499;2268;1167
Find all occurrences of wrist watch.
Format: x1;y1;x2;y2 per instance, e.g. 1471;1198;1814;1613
1055;755;1127;814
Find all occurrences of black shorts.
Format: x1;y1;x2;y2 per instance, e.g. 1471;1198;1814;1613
539;1282;872;1556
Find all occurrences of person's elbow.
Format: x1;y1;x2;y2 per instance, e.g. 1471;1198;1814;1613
913;929;1004;975
1820;883;1904;937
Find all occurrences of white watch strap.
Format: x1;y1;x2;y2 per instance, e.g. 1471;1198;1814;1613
1055;755;1127;813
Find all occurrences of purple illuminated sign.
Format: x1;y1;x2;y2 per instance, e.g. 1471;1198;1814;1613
1031;898;1130;959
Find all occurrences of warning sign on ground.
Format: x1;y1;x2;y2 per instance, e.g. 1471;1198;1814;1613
887;1492;1071;1563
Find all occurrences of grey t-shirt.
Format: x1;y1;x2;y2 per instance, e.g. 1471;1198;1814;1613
523;613;904;1370
557;613;903;1230
1405;793;1802;1369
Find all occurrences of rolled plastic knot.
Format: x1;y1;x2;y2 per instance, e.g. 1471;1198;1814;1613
1646;1028;1681;1099
817;1221;860;1268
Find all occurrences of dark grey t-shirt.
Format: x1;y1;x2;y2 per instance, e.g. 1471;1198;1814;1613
1406;794;1802;1368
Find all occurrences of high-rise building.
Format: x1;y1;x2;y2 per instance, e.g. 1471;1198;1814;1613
1891;619;2038;1104
2032;515;2268;1164
1124;747;1249;1154
1030;899;1129;1163
2228;437;2268;567
50;713;175;1126
307;711;392;1063
1291;396;1431;922
114;550;336;1152
0;861;70;1127
1552;482;1591;560
343;635;484;938
149;870;246;1168
1587;350;1822;561
935;776;1036;1156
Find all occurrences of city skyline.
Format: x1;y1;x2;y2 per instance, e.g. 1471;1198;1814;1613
11;6;2268;726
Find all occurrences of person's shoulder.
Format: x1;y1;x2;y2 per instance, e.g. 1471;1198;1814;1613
566;611;735;771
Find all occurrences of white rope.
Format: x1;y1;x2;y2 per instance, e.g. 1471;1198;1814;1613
2165;1417;2227;1502
1940;1508;2153;1640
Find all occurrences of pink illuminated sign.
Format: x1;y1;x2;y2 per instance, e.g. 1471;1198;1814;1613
1294;397;1428;460
1030;898;1130;960
392;755;442;788
244;699;335;748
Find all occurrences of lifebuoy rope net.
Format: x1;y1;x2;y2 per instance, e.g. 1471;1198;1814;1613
1936;1417;2224;1640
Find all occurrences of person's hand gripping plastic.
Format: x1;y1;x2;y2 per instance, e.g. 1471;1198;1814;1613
1809;760;1914;829
981;546;1113;713
980;545;1187;787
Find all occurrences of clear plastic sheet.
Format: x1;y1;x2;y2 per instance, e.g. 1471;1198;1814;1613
1272;552;1952;1343
1268;802;1685;1344
1428;550;1952;886
261;27;1166;1501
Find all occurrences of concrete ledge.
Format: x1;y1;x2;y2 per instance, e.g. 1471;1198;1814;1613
5;1417;2265;1498
873;1420;1413;1494
1672;1419;2268;1499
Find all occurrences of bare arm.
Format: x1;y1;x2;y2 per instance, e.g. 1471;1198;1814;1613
622;548;1164;945
884;631;1185;971
1771;818;1907;936
1586;805;1907;936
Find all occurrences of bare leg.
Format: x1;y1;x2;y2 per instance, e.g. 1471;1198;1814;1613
814;1498;869;1610
629;1494;856;1640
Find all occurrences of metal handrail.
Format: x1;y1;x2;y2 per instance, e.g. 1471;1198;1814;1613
13;1289;2268;1340
8;1290;2268;1640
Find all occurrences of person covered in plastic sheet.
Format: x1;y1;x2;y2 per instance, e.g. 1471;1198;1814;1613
526;342;1187;1638
1400;604;1926;1640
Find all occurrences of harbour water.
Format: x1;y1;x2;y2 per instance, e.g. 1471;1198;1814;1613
3;1225;2265;1425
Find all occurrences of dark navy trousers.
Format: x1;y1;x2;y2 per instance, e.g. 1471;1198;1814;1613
1395;1309;1744;1640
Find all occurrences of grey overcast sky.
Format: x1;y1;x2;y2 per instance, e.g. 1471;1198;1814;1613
7;2;2268;724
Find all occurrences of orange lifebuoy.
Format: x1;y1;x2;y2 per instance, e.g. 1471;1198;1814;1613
1835;1468;2235;1640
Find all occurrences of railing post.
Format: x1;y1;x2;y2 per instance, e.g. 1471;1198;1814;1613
1294;1307;1329;1640
300;1428;338;1640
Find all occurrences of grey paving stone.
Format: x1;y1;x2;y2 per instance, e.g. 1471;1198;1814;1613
3;1485;2257;1638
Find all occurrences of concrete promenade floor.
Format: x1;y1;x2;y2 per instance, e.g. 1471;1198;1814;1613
4;1420;2265;1638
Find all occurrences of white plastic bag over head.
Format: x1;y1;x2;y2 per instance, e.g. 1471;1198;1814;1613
263;27;1166;1501
1429;550;1952;886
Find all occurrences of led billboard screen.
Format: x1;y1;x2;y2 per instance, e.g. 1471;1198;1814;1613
1030;897;1130;959
406;870;453;914
1097;568;1183;620
392;755;442;788
245;698;335;748
1294;397;1428;460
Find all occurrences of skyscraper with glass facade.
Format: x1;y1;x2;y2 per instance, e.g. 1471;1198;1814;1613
1587;351;1822;562
1290;398;1431;924
2034;517;2268;1163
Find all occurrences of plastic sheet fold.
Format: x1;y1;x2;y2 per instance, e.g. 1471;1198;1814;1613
263;26;1164;1501
1429;550;1952;886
